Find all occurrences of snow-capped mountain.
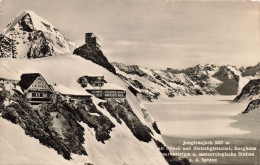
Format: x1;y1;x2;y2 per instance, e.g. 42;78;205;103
240;62;260;78
233;75;260;116
234;79;260;102
0;11;189;165
0;10;75;58
112;62;253;101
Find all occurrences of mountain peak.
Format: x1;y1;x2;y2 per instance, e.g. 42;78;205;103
2;10;53;35
1;10;75;58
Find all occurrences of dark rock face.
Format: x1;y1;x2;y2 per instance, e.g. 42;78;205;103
105;98;153;142
68;101;115;143
112;62;148;77
19;13;34;32
74;44;116;74
242;99;260;114
27;30;53;58
152;122;161;135
212;66;239;95
215;79;238;95
132;80;146;89
0;84;116;160
241;63;260;77
234;79;260;102
0;35;13;57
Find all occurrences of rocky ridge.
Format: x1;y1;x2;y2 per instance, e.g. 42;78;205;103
112;62;252;101
234;79;260;102
73;43;116;74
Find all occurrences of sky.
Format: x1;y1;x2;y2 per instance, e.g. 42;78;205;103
1;0;260;69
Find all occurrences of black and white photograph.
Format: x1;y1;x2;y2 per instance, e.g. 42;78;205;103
0;0;260;164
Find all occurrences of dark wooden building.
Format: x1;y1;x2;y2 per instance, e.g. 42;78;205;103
18;73;53;104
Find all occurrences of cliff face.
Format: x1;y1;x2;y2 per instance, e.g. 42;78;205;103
234;79;260;102
112;62;250;101
240;63;260;77
73;43;116;74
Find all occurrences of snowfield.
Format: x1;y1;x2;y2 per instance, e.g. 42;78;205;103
145;95;252;138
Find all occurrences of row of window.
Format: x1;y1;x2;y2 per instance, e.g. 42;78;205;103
91;93;126;98
31;85;48;88
32;92;43;97
88;90;126;94
70;96;92;100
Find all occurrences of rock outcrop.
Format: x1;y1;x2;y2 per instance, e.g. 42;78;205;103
240;63;260;77
234;79;260;102
242;99;260;114
74;44;116;74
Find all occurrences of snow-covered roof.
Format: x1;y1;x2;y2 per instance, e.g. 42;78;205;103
54;85;91;96
85;83;124;91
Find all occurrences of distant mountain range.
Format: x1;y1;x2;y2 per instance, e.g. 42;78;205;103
112;62;260;101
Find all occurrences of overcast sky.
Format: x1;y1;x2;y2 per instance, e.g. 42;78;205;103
1;0;260;69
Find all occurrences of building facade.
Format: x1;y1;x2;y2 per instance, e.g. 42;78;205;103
85;33;100;49
86;89;126;99
19;73;53;104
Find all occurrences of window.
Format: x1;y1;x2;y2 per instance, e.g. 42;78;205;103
32;93;36;97
39;93;43;97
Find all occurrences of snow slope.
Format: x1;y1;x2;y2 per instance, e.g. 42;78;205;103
0;118;93;165
0;54;168;165
232;105;260;139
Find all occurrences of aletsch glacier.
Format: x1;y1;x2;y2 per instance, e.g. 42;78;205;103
112;60;260;139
